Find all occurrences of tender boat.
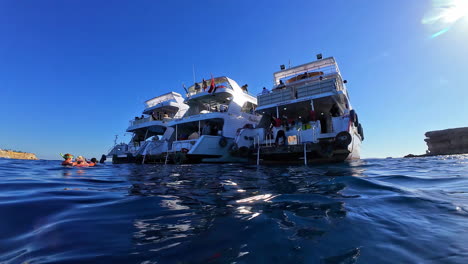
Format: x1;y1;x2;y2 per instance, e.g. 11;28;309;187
108;92;189;164
140;76;261;164
234;56;363;164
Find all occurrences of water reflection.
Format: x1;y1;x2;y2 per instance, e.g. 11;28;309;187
124;162;363;263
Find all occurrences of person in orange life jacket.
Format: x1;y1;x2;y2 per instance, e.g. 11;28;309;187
87;158;98;166
61;153;74;166
73;156;89;166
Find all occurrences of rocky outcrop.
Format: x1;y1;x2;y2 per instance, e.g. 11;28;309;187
425;127;468;155
0;149;38;160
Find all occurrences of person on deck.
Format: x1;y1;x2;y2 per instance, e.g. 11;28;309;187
262;87;270;94
202;122;211;135
330;104;341;117
202;79;208;91
152;111;159;120
220;104;227;112
276;80;286;90
241;84;248;93
195;82;201;92
275;130;287;146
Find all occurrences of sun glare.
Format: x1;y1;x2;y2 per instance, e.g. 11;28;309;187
441;0;468;23
422;0;468;38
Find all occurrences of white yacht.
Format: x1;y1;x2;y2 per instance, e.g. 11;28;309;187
234;56;363;164
107;92;189;163
141;76;261;164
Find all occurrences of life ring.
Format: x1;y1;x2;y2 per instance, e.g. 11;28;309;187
349;110;356;123
335;131;352;148
219;137;228;148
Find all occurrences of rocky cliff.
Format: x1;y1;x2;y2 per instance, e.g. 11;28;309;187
425;127;468;155
0;149;38;160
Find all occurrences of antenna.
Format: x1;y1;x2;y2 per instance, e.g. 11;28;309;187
192;64;196;83
114;135;118;146
288;59;291;69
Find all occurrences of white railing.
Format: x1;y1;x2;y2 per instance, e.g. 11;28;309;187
129;117;152;127
129;115;183;127
258;74;342;107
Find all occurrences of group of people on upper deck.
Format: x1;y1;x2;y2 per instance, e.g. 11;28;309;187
261;71;324;95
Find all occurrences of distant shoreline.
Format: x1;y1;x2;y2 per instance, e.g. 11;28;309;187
0;149;38;160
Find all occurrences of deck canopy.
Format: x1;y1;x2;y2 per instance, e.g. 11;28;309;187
273;57;340;85
143;103;181;115
144;92;184;109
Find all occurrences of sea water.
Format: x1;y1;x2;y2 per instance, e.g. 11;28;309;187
0;156;467;263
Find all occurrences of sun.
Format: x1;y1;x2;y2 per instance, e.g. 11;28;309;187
440;0;468;23
422;0;468;38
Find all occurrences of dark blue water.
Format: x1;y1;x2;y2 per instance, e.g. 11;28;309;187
0;156;467;264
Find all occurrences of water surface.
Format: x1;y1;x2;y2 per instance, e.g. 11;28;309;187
0;156;467;263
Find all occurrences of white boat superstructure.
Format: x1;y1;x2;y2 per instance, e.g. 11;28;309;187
143;76;261;163
235;56;363;164
109;92;189;163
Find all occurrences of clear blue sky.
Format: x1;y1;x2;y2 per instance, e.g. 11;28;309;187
1;0;468;160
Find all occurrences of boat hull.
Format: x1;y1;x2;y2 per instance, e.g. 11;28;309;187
248;132;361;165
112;154;136;164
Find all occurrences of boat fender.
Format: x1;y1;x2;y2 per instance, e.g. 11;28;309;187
181;148;189;153
335;131;352;147
349;110;357;126
358;124;364;140
219;137;228;148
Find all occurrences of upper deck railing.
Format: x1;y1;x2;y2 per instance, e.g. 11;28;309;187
257;73;344;107
186;77;234;97
128;111;185;128
273;57;340;85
